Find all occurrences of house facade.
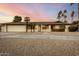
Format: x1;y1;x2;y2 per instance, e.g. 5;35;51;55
0;22;72;32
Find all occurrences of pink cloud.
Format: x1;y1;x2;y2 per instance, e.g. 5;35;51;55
0;3;64;22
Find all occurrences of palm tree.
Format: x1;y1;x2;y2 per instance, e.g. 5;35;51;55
64;15;67;23
64;9;67;13
71;11;75;21
24;17;30;32
57;10;67;22
57;10;62;21
63;10;67;22
70;3;75;22
55;10;67;32
68;3;78;32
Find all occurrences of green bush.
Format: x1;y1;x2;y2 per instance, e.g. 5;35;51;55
68;25;78;32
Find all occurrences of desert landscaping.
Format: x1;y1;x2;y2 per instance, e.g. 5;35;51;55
0;32;79;56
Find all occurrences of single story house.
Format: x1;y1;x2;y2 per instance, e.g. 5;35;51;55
0;21;72;32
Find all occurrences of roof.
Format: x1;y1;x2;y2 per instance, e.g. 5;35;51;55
0;21;72;25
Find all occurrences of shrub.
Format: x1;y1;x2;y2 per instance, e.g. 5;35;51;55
68;25;78;32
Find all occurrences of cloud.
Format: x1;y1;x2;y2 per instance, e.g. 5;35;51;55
0;3;78;23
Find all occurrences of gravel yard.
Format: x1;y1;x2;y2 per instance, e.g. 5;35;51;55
0;32;79;56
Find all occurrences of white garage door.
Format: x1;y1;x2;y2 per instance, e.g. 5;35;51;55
8;25;26;32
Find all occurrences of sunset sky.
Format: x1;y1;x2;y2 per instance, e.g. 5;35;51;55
0;3;78;23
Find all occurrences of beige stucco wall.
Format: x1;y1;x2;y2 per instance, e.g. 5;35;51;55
1;25;51;32
1;25;69;32
1;25;6;32
65;25;70;32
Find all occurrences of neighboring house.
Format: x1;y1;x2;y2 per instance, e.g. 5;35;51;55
0;21;71;32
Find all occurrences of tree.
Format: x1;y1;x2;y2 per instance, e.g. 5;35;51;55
64;9;67;13
68;22;78;32
68;24;78;32
68;3;78;32
24;17;30;32
69;11;77;32
56;10;67;32
13;16;22;22
63;9;67;23
64;15;67;23
71;11;75;21
70;3;75;21
57;10;67;22
57;10;62;21
24;17;30;22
